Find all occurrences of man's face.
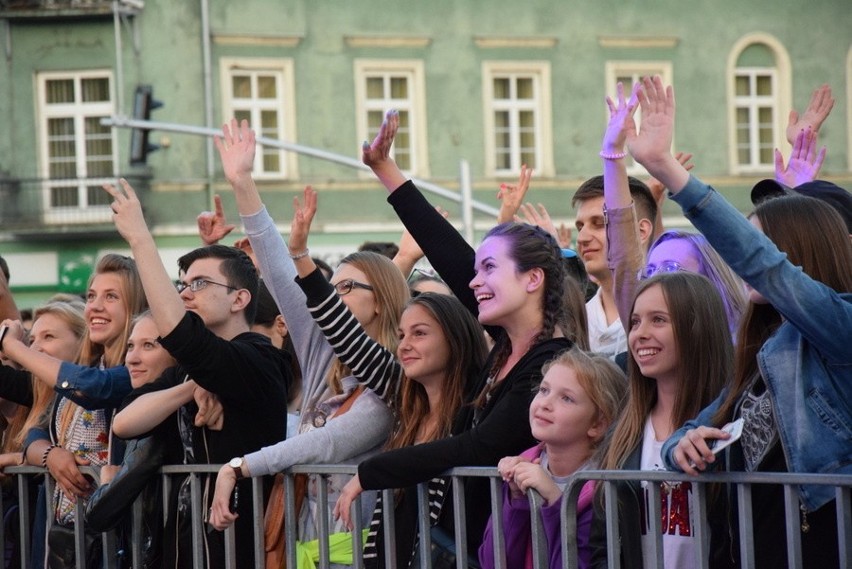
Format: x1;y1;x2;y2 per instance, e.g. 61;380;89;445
177;257;238;330
574;196;609;280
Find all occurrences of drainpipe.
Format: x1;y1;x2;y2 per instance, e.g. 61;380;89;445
200;0;215;209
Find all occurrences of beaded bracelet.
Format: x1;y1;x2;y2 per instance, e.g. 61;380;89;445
599;150;628;161
289;249;310;260
41;444;58;468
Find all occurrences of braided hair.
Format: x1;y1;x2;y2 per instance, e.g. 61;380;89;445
476;222;569;405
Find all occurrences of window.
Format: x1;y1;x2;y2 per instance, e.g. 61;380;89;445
354;60;428;177
36;71;116;223
482;61;553;177
727;34;791;174
733;69;777;170
605;62;673;175
221;58;297;179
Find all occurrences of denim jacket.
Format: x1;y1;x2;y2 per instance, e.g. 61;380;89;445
661;176;852;511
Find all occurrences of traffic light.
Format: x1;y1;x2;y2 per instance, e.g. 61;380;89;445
129;85;163;165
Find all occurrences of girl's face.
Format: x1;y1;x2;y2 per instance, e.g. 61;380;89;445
84;272;129;350
396;304;450;387
331;263;380;336
29;313;81;362
529;363;603;449
628;284;679;384
469;236;533;327
646;238;702;277
125;316;176;388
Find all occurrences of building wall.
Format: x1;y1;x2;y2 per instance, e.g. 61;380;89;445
0;0;850;305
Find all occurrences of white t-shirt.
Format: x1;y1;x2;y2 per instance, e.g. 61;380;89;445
639;417;696;569
585;288;627;357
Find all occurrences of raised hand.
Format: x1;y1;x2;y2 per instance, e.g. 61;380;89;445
786;84;834;146
603;81;639;155
232;237;259;271
288;186;317;255
362;109;399;170
515;202;569;247
197;195;237;246
775;127;826;188
102;179;150;247
496;165;533;223
627;76;674;168
214;119;257;184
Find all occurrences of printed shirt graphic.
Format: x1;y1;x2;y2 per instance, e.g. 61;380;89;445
639;417;696;569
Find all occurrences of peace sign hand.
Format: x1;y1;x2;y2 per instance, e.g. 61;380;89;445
103;178;151;246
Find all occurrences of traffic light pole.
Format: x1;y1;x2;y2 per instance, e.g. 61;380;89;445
101;116;500;226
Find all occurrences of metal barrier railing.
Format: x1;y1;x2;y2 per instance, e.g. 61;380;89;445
2;464;849;569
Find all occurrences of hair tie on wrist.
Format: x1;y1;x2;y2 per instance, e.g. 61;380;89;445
600;150;628;161
41;444;58;469
289;249;310;260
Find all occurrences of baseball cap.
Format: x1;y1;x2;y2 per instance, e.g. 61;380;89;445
750;179;852;233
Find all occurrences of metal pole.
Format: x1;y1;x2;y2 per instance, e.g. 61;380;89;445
200;0;215;209
459;159;474;244
100;117;501;218
112;2;124;167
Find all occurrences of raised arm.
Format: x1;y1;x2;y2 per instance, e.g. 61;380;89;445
196;194;236;246
362;109;408;194
103;179;185;338
602;82;646;331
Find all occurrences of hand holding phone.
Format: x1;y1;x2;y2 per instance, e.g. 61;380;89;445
0;324;8;351
710;418;744;455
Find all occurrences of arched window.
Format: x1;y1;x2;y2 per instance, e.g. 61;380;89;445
727;34;791;174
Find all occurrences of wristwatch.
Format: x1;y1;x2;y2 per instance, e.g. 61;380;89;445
229;457;245;480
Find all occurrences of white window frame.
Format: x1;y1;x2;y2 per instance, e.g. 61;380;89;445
732;68;779;173
604;61;673;176
220;57;298;179
354;59;429;178
726;33;791;175
36;70;117;224
482;61;554;178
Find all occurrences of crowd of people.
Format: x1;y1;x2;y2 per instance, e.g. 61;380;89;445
0;77;849;569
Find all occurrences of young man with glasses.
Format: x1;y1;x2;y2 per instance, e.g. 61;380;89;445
106;179;290;569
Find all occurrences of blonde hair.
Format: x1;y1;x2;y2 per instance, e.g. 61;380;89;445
541;347;627;446
326;251;409;393
11;301;87;450
58;254;147;445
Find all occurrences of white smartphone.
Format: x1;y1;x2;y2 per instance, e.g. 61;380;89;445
710;418;744;455
0;324;8;350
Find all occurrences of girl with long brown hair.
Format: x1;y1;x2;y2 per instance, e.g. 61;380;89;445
630;76;852;568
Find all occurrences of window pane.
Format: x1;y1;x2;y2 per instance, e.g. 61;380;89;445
85;117;113;177
759;147;773;164
51;186;79;208
258;76;277;99
367;110;384;134
494;129;510;151
397;110;410;129
494;110;509;129
260;110;279;133
736;107;750;128
520;130;535;149
496;150;511;170
366;77;384;99
493;78;510;100
87;185;112;206
81;78;110;102
735;75;750;96
262;152;280;172
234;110;251;124
519;111;534;129
47;80;75;104
758;107;773;125
520;152;535;169
737;148;750;165
516;78;534;99
390;77;408;99
232;76;251;98
756;75;772;96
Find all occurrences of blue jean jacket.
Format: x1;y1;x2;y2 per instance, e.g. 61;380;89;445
661;176;852;511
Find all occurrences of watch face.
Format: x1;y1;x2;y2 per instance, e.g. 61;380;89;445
230;457;242;468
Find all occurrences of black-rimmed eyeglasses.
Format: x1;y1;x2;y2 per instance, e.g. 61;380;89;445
333;279;373;296
175;279;237;294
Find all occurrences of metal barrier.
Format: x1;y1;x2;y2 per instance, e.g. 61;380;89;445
2;465;849;568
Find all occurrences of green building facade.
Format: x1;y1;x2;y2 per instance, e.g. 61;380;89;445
1;0;850;306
